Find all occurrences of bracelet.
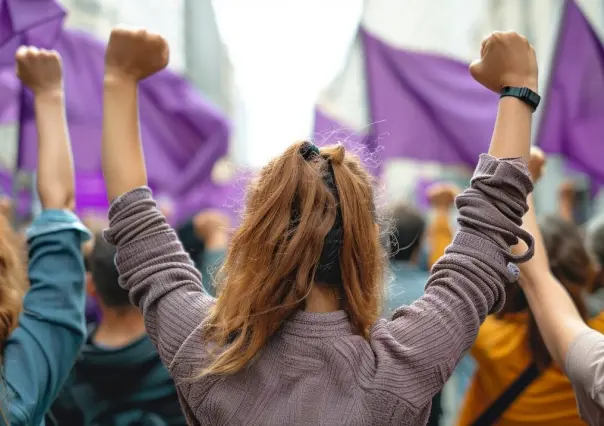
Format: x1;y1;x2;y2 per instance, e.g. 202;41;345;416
500;86;541;112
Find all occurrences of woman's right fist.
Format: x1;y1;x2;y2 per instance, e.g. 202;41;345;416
16;47;63;94
104;26;169;82
469;31;538;94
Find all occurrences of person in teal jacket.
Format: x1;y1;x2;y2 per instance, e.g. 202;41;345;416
1;46;90;425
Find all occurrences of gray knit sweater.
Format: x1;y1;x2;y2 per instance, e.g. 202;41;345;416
104;154;534;425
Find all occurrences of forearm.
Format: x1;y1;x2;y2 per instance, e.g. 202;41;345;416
523;271;590;367
427;206;452;267
488;97;533;162
559;201;574;223
34;91;74;200
516;194;589;366
102;76;147;201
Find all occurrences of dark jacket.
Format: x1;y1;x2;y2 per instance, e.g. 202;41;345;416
48;327;185;425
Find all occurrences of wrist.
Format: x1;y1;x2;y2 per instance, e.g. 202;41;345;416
104;70;137;88
33;88;64;103
501;78;538;94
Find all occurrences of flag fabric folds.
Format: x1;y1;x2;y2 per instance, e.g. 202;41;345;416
14;29;230;223
362;29;498;167
0;0;66;65
314;0;500;170
537;0;604;187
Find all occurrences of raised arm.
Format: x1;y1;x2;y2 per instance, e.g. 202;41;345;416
514;150;604;423
425;183;458;268
4;47;90;425
101;28;213;368
375;31;538;406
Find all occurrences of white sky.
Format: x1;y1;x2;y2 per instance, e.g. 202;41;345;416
213;0;363;167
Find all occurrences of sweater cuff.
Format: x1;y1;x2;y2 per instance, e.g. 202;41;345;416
473;154;533;196
104;187;157;246
107;187;154;221
26;209;91;242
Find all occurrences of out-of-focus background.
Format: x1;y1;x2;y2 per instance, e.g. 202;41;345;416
3;2;604;425
1;0;603;227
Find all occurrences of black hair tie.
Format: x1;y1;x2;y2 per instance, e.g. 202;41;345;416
298;142;343;287
300;142;321;161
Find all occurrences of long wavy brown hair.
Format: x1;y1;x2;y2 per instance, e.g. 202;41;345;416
0;214;26;349
201;141;386;376
500;215;592;369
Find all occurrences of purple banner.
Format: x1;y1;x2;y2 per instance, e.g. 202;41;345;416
537;0;604;188
0;0;66;65
313;108;379;174
362;28;498;168
14;29;230;223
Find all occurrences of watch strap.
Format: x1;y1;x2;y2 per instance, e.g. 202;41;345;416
500;86;541;112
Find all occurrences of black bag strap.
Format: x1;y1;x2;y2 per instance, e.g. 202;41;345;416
470;362;542;425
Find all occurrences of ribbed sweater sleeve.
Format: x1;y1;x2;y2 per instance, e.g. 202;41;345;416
103;188;215;369
372;154;534;411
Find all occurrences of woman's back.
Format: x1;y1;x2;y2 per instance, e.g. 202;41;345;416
104;152;535;425
458;312;604;425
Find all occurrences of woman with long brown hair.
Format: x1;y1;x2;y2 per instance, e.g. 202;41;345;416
101;27;538;425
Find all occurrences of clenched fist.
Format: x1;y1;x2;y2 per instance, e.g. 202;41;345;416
426;182;460;210
16;47;63;94
105;26;169;81
470;31;538;94
527;146;546;183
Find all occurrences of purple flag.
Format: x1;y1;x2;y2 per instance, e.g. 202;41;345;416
0;0;65;217
362;29;498;167
0;0;66;65
16;29;230;223
537;0;604;186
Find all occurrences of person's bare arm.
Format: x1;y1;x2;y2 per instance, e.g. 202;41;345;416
558;181;576;223
470;31;538;163
101;28;213;368
17;47;75;210
425;183;457;267
513;149;591;367
101;28;166;200
513;150;604;423
518;198;589;366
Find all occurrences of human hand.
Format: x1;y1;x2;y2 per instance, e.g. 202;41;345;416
193;210;230;250
16;46;63;95
105;26;169;82
426;182;460;210
528;146;546;183
470;31;538;94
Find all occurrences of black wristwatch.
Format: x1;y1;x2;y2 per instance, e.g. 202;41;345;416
500;86;541;112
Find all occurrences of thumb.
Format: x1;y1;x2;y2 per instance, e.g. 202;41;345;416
469;59;482;81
